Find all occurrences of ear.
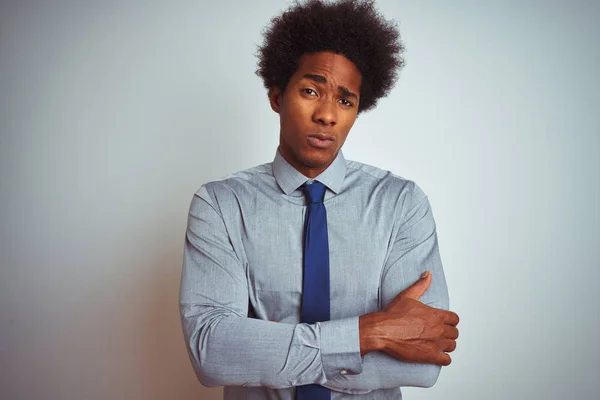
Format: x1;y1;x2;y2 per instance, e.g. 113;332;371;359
268;87;283;114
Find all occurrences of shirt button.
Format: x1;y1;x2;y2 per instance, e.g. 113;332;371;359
340;370;347;375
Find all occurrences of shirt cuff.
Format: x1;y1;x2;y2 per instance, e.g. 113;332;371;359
319;317;363;380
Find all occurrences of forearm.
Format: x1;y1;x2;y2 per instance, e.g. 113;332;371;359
321;312;441;393
180;304;362;388
324;352;441;392
326;281;449;391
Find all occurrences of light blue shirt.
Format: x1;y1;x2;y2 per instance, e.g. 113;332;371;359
180;150;449;400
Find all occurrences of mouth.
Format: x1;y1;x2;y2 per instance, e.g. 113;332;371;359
307;133;335;149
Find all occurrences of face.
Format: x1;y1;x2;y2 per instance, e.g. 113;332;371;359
269;52;361;178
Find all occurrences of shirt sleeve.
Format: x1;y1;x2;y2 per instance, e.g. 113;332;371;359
323;182;450;394
179;186;363;389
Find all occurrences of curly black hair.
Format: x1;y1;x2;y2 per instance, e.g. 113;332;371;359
256;0;404;113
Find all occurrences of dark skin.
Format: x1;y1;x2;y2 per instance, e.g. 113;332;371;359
269;52;361;178
269;51;460;365
360;271;459;365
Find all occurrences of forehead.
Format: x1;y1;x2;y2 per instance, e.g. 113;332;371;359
293;52;362;91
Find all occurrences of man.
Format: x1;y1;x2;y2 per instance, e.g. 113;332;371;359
180;1;460;399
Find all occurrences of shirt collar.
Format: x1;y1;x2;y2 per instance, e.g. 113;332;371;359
272;148;347;195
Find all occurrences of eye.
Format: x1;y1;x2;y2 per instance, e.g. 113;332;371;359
339;98;354;107
302;88;317;96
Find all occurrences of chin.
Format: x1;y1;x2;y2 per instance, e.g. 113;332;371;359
299;150;335;168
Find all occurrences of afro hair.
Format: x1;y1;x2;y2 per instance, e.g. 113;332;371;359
256;0;404;114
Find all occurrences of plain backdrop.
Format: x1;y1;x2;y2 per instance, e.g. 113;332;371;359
1;1;599;399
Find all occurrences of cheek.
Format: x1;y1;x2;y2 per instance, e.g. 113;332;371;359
282;115;303;138
283;107;311;137
340;115;357;137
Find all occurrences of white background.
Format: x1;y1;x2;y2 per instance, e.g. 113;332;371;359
1;1;599;399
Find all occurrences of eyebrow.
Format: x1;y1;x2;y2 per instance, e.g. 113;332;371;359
302;73;359;100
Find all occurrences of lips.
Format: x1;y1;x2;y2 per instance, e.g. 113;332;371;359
307;134;335;149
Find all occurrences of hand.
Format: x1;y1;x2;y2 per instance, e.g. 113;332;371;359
359;271;460;365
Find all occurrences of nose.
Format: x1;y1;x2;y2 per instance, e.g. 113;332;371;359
312;98;337;126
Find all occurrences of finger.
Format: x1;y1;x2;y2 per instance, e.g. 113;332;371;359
399;270;432;300
443;311;460;326
435;352;452;366
439;339;457;353
444;325;459;340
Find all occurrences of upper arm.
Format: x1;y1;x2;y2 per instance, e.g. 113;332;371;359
181;185;247;305
380;182;449;311
180;185;249;341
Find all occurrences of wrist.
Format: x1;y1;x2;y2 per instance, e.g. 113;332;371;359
359;312;385;356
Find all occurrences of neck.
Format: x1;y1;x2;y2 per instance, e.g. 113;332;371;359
278;148;336;179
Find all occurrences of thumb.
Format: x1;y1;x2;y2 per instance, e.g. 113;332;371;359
399;271;432;300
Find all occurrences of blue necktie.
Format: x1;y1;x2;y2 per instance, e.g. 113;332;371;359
297;182;331;400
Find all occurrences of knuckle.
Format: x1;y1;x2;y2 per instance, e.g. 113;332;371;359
449;340;457;352
454;312;460;324
443;354;452;366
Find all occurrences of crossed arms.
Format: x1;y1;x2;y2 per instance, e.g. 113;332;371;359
179;184;459;393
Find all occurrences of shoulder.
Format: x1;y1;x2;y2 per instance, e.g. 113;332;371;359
345;159;428;202
193;162;273;208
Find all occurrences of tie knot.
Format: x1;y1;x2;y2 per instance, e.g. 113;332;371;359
303;182;326;204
